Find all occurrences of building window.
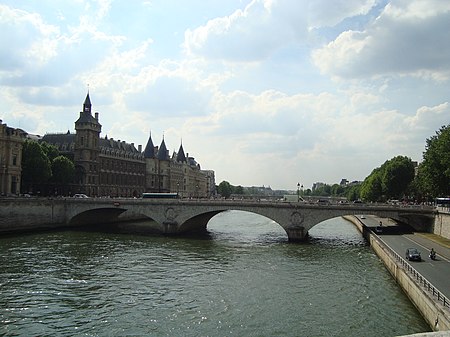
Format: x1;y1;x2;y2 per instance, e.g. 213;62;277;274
12;154;17;166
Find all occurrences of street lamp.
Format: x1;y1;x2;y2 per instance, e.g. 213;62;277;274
297;183;300;202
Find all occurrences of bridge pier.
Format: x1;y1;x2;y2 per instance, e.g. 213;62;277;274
162;222;179;235
285;226;308;242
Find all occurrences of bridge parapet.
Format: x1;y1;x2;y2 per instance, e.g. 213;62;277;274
0;197;435;240
62;198;435;241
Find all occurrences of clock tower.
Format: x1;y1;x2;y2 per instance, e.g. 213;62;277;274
74;92;101;196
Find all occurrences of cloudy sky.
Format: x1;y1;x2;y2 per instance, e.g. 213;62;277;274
1;0;449;190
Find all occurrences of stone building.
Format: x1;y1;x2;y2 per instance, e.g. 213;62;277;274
143;133;212;198
0;120;26;195
41;93;215;198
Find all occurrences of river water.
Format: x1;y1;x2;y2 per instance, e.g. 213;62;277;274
0;211;430;336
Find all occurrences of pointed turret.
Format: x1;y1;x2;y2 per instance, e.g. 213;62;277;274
176;142;187;162
83;91;92;113
143;132;155;158
157;137;169;160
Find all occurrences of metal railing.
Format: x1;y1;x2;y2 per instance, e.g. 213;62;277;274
377;236;450;310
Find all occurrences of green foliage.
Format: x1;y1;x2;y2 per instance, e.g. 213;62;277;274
360;170;382;201
217;181;233;198
21;140;52;187
415;124;450;198
40;142;59;162
382;156;415;199
346;184;361;201
360;156;415;202
234;185;244;195
51;156;75;185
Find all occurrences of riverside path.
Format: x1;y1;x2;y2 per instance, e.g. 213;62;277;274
356;214;450;301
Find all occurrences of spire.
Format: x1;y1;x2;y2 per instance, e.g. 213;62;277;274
176;141;187;162
83;91;92;113
143;131;155;158
157;137;169;160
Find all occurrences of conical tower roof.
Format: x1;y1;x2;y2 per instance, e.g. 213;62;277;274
143;132;155;158
176;142;187;162
156;137;169;160
83;91;92;113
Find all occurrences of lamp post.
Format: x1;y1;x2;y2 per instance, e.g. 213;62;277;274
297;182;300;202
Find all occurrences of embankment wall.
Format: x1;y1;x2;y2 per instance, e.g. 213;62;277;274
0;198;67;232
433;212;450;240
344;216;450;332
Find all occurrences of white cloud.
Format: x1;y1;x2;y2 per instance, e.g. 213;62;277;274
312;0;450;80
1;0;449;189
0;4;60;72
183;0;304;62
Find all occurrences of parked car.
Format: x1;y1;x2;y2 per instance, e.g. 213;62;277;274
405;248;421;261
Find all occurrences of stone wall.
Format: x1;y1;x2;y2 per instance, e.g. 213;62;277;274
344;215;450;332
433;212;450;240
0;198;67;232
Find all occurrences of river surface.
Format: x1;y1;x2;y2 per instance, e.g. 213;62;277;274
0;211;430;336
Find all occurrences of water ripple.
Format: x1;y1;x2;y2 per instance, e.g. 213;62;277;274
0;214;430;336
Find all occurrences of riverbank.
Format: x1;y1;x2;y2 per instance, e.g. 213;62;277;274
343;215;450;332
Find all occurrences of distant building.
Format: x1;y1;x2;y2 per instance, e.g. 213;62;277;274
39;93;215;198
340;179;349;186
0;120;27;195
312;182;326;191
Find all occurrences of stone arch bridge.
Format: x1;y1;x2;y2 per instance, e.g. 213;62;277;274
64;198;435;241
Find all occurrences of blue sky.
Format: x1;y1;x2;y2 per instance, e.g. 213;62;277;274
1;0;449;190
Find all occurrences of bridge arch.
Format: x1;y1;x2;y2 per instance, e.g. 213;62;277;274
68;207;127;226
63;199;435;242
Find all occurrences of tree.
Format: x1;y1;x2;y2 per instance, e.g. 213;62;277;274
359;156;415;202
415;124;450;198
52;156;75;185
360;171;382;202
234;185;244;195
381;156;415;200
330;183;344;196
21;140;52;193
346;184;361;201
40;141;59;162
217;181;233;198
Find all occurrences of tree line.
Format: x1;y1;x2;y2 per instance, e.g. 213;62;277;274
217;124;450;202
21;140;75;196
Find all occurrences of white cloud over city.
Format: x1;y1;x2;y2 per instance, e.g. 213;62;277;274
1;0;449;190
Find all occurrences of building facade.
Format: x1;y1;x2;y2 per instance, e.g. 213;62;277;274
0;120;26;195
40;93;215;198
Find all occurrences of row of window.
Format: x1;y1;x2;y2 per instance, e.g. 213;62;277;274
99;172;145;186
100;158;145;173
101;148;143;160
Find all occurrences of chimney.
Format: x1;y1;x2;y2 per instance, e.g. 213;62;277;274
95;112;99;120
138;145;142;152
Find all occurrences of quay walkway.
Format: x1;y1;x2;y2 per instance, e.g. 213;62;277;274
351;215;450;333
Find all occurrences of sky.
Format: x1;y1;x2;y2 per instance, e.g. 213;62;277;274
1;0;449;191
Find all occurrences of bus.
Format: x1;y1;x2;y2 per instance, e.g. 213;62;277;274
142;192;179;199
436;197;450;208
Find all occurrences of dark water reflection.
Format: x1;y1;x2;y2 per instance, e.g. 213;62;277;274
0;211;429;336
